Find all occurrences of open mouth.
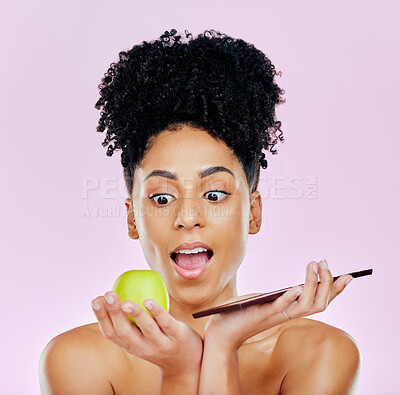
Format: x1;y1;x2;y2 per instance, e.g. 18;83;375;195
170;248;214;279
171;250;214;265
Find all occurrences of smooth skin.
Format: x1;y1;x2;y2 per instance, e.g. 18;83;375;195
39;124;360;394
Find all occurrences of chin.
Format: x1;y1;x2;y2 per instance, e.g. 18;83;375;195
168;283;219;308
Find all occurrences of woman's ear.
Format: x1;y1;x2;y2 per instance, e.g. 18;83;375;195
249;191;262;234
125;198;139;240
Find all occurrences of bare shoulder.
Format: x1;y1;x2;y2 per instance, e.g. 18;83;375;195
39;323;123;395
276;318;362;395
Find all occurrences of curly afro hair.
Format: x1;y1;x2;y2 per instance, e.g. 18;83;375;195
95;28;285;197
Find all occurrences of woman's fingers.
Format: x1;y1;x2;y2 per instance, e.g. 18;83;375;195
265;285;303;323
100;291;180;350
91;296;130;349
285;260;354;319
139;299;182;339
104;291;169;348
295;261;320;314
283;260;327;319
329;274;354;304
103;291;147;339
312;259;333;311
271;286;304;313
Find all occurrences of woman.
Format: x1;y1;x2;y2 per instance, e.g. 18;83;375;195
39;29;361;394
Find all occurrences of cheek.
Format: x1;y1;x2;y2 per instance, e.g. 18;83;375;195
208;205;244;231
209;199;249;255
138;217;168;263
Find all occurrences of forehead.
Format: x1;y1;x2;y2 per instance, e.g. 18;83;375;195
136;126;244;182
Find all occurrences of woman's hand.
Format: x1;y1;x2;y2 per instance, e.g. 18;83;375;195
204;259;353;350
90;291;203;378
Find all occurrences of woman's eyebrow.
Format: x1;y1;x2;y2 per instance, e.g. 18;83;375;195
144;166;236;182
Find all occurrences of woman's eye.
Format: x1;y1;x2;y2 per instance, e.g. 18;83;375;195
149;194;175;206
149;190;230;206
204;190;230;202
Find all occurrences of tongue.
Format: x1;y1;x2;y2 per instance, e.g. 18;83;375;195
175;252;209;270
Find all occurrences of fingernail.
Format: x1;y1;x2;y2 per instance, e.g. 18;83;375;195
345;276;353;285
313;263;318;274
121;305;132;314
322;259;329;270
105;294;114;304
144;301;153;310
91;300;100;311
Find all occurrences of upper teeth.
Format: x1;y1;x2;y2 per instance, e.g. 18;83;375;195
176;247;208;254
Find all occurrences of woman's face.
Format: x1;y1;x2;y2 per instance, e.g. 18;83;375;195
125;124;262;307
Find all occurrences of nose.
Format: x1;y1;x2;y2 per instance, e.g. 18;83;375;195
173;195;205;229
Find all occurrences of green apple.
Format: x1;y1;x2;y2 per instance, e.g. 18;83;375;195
112;270;169;327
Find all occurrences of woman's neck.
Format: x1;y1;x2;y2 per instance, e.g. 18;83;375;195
168;275;238;338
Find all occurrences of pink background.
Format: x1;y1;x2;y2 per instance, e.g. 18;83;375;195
1;0;399;393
